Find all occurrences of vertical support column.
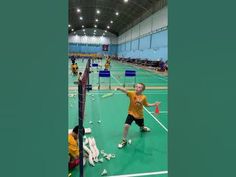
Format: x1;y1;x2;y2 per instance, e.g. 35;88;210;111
138;23;141;59
150;14;153;50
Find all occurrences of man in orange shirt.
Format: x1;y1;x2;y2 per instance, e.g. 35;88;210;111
116;83;160;148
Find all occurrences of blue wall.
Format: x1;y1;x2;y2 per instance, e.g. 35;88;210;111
118;29;168;61
68;43;118;56
68;29;168;61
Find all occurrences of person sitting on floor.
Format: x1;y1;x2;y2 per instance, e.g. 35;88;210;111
68;125;87;171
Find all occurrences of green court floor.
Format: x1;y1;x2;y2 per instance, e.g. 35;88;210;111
68;59;168;177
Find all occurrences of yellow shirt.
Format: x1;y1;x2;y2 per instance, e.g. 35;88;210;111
127;91;148;119
105;63;110;70
68;133;79;158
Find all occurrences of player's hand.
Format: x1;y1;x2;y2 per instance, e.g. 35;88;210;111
155;102;161;106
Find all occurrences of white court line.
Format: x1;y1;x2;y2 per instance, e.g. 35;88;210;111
111;73;122;85
143;106;168;132
111;62;168;80
114;62;168;80
107;171;168;177
156;76;167;82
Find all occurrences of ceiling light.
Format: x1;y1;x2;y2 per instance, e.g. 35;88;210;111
71;29;74;31
124;0;128;2
115;12;119;16
94;25;97;28
95;19;98;22
110;20;113;24
77;8;81;13
96;10;100;14
105;30;107;33
82;25;84;28
107;26;110;29
83;29;85;31
79;16;83;20
68;24;71;27
94;30;96;32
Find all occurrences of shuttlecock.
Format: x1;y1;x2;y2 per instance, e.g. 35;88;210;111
101;169;108;176
105;154;111;160
84;138;88;145
89;121;93;124
110;154;116;159
98;158;104;163
128;139;132;144
94;157;98;163
97;120;101;123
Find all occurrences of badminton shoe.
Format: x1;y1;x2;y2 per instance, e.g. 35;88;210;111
140;126;151;132
118;139;127;148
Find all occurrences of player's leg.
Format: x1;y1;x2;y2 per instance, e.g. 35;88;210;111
118;114;133;148
135;118;151;132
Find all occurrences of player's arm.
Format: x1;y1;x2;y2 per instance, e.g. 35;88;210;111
146;102;161;107
116;87;128;94
143;96;160;107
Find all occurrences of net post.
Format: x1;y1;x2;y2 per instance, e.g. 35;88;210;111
78;79;84;177
123;76;126;88
87;58;91;90
78;58;90;177
109;76;111;90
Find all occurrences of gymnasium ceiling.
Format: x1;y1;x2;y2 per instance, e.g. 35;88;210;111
68;0;167;36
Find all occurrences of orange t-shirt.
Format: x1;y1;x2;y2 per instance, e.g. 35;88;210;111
127;91;148;119
68;133;79;158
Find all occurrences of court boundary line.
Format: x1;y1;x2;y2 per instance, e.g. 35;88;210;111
111;73;122;85
143;106;168;132
113;61;168;79
107;170;168;177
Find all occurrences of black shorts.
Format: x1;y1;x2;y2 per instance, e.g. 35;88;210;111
125;114;144;127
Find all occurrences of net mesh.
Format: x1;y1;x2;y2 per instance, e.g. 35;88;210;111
78;58;90;177
79;58;90;120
